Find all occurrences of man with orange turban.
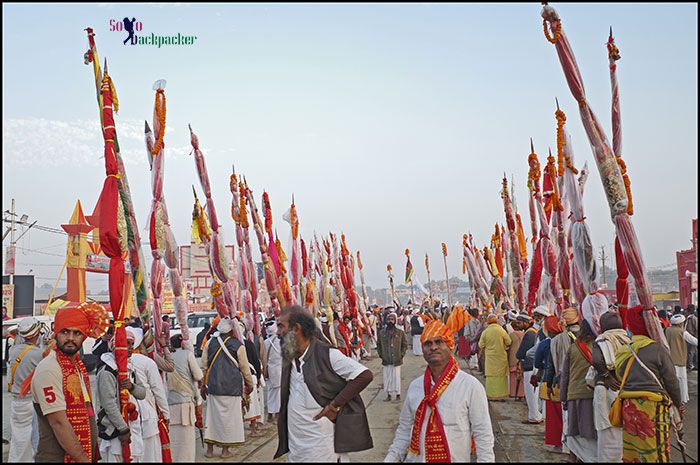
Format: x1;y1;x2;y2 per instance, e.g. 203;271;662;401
31;304;109;462
385;320;494;462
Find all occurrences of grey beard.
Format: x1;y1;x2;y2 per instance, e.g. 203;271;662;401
281;331;298;362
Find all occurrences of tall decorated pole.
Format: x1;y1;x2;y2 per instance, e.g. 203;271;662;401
558;105;609;333
245;181;282;316
84;28;152;355
542;4;666;348
526;141;545;313
387;264;397;306
554;101;572;309
144;82;190;353
442;243;452;308
92;58;137;464
230;168;257;334
188;126;244;342
405;248;415;304
425;253;433;302
607;27;631;311
501;176;527;311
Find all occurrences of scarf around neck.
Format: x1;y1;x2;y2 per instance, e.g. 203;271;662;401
55;348;94;462
596;329;631;369
408;356;459;462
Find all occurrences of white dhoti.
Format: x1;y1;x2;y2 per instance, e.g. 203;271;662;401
267;385;281;414
566;436;598;463
142;434;162;462
100;416;144;463
593;385;622;461
245;385;263;421
412;335;422;356
383;365;401;396
204;395;245;445
676;365;689;403
523;371;543;422
169;402;197;463
9;398;36;462
561;409;570;454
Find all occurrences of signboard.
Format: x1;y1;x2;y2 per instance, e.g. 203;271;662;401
4;245;16;275
85;253;131;274
3;284;14;319
1;275;35;317
86;253;110;273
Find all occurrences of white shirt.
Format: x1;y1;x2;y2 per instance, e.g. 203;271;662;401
131;353;170;438
384;369;495;463
683;330;698;346
264;336;282;388
287;345;368;462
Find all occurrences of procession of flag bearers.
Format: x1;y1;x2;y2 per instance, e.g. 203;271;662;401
4;3;696;463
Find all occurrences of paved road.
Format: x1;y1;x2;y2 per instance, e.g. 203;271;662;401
3;349;697;462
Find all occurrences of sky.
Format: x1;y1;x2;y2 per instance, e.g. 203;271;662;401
2;3;698;293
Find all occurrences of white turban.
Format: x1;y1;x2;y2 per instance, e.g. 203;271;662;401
128;327;144;348
670;314;686;325
217;317;233;335
387;312;398;321
266;322;278;337
18;317;40;339
507;310;518;321
533;306;550;318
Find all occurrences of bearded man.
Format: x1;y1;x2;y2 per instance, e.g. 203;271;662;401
377;312;408;401
31;306;104;462
385;320;495;462
274;306;373;462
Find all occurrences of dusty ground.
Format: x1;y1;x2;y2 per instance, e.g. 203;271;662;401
3;345;697;462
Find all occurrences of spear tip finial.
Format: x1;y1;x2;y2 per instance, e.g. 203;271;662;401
555;97;560;110
103;57;108;73
144;121;150;133
530;138;534;153
610;26;613;38
548;147;553;157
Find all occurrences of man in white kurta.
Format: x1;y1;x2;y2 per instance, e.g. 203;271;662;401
286;344;368;462
8;318;44;462
385;320;495;463
263;323;282;420
129;327;171;463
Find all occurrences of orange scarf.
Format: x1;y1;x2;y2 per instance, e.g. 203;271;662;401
55;348;95;463
408;356;459;462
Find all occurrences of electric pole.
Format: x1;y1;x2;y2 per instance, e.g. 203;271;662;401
3;199;37;280
599;245;608;289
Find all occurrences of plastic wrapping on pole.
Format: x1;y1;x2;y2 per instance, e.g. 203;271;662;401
615;236;630;308
542;6;667;349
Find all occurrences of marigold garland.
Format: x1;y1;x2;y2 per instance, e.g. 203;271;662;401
543;19;562;44
545;153;564;212
555;108;579;175
150;89;166;155
527;152;541;192
615;156;633;215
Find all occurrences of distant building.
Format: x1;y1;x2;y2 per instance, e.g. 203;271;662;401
179;242;235;302
676;219;698;307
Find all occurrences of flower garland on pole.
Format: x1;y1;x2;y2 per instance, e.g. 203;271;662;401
542;4;667;348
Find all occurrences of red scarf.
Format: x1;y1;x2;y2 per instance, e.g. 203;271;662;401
408;356;459;462
55;348;95;463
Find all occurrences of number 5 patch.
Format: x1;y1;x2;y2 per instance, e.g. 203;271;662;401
43;386;56;403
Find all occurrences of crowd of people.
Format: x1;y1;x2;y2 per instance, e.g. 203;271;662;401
4;298;697;463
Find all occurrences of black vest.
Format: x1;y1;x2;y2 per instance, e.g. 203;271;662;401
274;338;373;458
206;336;243;397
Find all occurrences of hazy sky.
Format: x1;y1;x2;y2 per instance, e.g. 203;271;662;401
2;3;697;293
